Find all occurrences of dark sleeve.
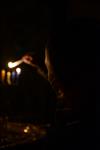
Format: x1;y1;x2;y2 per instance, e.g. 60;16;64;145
45;81;57;125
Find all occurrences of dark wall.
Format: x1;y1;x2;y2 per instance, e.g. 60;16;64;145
0;2;96;89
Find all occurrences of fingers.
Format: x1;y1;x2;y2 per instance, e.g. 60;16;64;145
22;55;33;64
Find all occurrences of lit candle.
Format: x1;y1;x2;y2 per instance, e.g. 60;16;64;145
7;71;11;85
16;68;21;75
8;60;23;69
16;67;21;84
11;71;16;84
8;62;14;68
1;69;6;83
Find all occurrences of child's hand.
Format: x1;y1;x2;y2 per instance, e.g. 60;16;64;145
22;55;33;65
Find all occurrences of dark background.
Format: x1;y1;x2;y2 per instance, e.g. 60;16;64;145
0;1;96;85
0;1;97;148
0;1;97;58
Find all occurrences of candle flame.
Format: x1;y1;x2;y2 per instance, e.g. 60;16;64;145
8;60;23;69
16;68;21;75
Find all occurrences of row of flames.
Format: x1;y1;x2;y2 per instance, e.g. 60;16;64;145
0;60;22;85
1;67;21;85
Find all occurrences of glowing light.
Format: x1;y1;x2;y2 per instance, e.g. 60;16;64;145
8;62;14;68
1;69;6;82
8;60;23;69
24;129;28;133
12;71;16;79
7;71;11;85
24;126;30;133
16;68;21;75
11;71;16;85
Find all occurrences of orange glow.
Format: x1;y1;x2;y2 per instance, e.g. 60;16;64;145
7;71;11;85
23;126;30;133
1;69;6;82
24;129;28;133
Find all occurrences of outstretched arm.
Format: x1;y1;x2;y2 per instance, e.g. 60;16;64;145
22;51;65;99
22;54;47;79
